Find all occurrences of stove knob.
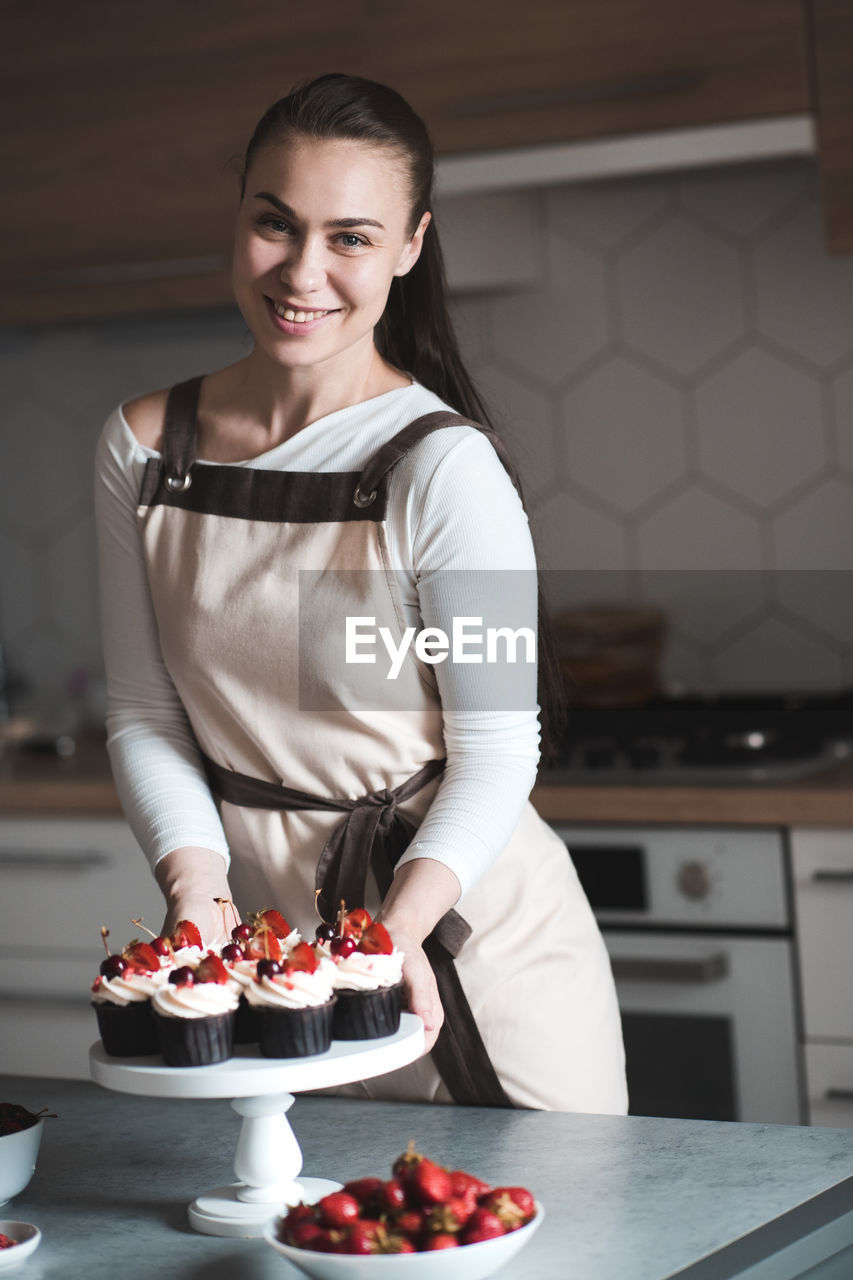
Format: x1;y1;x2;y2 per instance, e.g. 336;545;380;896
677;860;711;901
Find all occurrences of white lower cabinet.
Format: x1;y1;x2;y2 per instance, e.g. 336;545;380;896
804;1042;853;1129
791;828;853;1127
0;817;163;1080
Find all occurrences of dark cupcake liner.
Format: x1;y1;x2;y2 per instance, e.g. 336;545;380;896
93;999;159;1057
256;999;336;1058
332;981;403;1040
154;1010;235;1067
234;994;259;1045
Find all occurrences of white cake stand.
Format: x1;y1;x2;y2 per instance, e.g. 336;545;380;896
89;1013;424;1238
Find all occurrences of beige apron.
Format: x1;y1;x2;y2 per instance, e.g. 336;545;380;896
137;375;627;1113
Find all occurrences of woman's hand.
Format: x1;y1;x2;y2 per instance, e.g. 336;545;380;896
392;930;444;1052
161;896;238;950
154;846;237;950
377;858;462;1054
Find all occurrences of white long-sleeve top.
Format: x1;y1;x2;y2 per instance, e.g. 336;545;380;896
94;379;541;901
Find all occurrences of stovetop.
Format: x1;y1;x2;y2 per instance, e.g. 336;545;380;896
545;689;853;785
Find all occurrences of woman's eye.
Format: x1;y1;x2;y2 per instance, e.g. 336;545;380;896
338;233;367;249
259;217;291;233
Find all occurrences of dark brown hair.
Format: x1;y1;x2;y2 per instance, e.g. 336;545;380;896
238;73;565;760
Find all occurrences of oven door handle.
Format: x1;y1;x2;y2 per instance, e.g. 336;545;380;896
611;953;729;983
813;870;853;883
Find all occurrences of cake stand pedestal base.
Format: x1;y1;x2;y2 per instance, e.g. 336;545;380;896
188;1178;341;1237
89;1014;424;1238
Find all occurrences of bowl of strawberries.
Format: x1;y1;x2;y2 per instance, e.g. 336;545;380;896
264;1143;543;1279
0;1105;52;1207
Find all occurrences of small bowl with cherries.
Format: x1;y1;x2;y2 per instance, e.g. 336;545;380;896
0;1104;54;1207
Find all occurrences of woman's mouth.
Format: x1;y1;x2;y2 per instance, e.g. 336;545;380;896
265;297;338;333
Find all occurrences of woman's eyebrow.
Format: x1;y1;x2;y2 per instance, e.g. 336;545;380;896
252;191;385;230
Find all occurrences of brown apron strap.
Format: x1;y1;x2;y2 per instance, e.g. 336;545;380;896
161;375;204;487
354;410;524;507
199;750;513;1107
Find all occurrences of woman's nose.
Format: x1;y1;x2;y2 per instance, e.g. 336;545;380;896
280;236;325;294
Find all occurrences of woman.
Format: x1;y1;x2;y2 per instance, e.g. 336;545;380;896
95;72;626;1113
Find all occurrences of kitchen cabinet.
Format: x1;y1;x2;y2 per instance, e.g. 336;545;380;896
808;1;853;250
0;816;162;1079
362;0;808;155
790;827;853;1127
0;1;816;323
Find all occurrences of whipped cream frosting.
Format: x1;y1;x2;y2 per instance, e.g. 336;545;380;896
151;981;239;1019
92;968;169;1006
224;958;258;994
244;961;335;1010
330;947;405;992
168;944;206;969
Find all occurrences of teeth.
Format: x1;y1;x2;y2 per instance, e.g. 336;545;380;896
272;302;329;323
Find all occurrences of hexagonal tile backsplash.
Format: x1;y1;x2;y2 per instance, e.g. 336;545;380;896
1;156;852;705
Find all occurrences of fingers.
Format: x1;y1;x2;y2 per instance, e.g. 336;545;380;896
402;951;445;1052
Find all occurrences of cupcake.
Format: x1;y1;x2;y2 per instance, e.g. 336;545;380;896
91;932;167;1056
151;954;239;1066
220;910;300;1044
244;943;336;1058
322;916;405;1041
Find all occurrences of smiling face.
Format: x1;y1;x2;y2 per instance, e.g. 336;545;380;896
231;136;430;377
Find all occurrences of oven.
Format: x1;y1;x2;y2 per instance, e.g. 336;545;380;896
551;824;805;1125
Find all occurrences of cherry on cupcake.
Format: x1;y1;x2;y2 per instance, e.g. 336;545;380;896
169;966;195;987
330;934;356;959
256;958;282;980
221;942;245;963
130;916;173;959
98;926;127;979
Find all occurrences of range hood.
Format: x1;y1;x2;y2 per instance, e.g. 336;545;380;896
435;115;814;293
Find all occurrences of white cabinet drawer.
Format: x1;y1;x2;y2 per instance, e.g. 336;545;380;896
0;1001;95;1080
0;817;163;956
790;829;853;1040
805;1042;853;1128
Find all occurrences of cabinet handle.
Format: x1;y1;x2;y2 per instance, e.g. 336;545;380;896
611;953;728;983
813;870;853;882
0;850;110;870
453;71;699;118
825;1089;853;1103
0;989;93;1007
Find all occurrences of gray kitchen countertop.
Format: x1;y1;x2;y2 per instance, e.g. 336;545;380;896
3;1073;853;1280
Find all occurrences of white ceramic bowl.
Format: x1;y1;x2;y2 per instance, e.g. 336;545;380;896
0;1122;43;1207
263;1202;544;1280
0;1221;42;1270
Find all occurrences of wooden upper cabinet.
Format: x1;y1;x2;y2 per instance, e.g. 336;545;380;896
808;1;853;252
363;0;809;154
0;2;814;323
0;1;375;322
